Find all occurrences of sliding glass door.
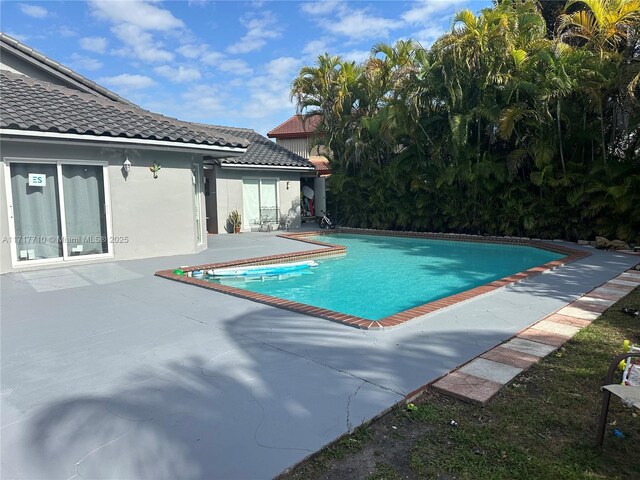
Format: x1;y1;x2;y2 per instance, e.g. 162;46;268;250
242;178;279;230
7;160;111;265
9;163;63;261
62;164;108;256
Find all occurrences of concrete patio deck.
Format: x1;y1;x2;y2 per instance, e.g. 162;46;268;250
1;232;637;479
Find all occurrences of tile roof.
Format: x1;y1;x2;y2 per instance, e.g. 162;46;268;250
1;32;135;106
204;125;315;169
267;114;321;138
0;72;249;150
309;155;330;175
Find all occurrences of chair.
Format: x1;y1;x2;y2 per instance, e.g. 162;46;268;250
596;352;640;446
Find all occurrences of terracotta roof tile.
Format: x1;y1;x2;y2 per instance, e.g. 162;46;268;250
267;114;321;138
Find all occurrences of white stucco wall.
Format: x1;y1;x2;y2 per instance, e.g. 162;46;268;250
0;140;207;273
213;166;301;234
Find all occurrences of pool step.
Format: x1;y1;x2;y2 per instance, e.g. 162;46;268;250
431;269;640;406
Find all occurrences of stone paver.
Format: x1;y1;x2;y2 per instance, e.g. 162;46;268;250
545;313;592;328
606;279;640;287
617;273;640;283
579;295;617;306
531;319;581;337
459;358;523;384
556;306;600;320
518;328;569;347
589;288;625;299
502;337;557;357
569;300;609;313
432;268;637;406
432;371;503;405
481;346;540;369
603;282;635;292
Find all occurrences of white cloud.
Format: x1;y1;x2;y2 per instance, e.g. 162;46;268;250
401;0;467;24
218;59;253;76
300;1;340;16
240;56;302;119
5;32;29;42
175;44;252;76
111;24;174;63
200;50;226;66
339;49;370;64
322;7;401;40
19;3;48;18
176;43;210;59
58;26;76;38
154;65;202;82
302;40;330;58
99;73;155;90
264;56;300;79
88;0;184;31
401;0;468;46
79;36;108;54
181;84;223;113
411;24;451;47
227;11;281;54
70;53;103;71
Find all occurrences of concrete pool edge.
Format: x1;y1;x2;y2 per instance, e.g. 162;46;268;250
155;229;590;330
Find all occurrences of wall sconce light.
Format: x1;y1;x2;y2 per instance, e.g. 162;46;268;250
286;181;290;190
123;157;132;173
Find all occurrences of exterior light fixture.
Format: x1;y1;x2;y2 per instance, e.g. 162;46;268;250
286;181;290;190
123;157;132;172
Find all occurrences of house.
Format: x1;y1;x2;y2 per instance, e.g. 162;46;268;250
200;125;315;234
0;33;314;273
267;114;329;219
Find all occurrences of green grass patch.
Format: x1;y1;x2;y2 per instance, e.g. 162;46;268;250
279;286;640;480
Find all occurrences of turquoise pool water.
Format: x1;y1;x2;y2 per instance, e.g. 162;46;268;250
208;234;563;320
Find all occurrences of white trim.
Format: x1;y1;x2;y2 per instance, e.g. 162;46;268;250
219;163;314;171
192;162;205;247
4;157;115;269
3;156;108;166
0;129;247;154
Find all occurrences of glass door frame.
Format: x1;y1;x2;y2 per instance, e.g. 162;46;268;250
241;176;279;231
192;163;205;246
3;157;114;268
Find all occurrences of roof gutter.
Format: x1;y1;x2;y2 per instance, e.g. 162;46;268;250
217;162;315;172
0;129;248;154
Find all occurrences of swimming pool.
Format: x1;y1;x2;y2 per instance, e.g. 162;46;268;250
204;233;565;321
156;228;590;329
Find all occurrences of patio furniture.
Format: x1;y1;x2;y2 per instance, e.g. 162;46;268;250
258;207;279;232
596;352;640;446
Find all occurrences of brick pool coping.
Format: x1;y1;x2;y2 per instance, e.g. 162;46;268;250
155;228;590;330
422;268;640;406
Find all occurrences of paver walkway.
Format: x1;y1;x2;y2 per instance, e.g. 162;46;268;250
433;268;640;404
1;233;637;479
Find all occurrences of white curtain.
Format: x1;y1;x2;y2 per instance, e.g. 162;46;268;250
10;163;62;260
242;179;260;229
62;165;107;256
259;179;278;224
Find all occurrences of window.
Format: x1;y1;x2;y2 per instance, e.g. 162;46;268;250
242;178;278;229
5;159;112;265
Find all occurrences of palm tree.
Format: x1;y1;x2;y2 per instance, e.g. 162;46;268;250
558;0;640;56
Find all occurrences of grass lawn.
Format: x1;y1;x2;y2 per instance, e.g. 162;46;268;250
278;286;640;480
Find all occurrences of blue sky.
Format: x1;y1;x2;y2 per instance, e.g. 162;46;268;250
1;0;491;135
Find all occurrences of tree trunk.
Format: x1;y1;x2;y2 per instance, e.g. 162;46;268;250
557;99;566;174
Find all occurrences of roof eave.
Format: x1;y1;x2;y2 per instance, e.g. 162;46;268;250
0;129;248;155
